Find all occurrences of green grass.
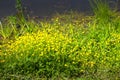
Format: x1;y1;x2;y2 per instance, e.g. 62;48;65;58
1;0;120;80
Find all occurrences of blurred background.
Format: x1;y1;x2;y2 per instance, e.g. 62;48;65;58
0;0;93;18
0;0;119;18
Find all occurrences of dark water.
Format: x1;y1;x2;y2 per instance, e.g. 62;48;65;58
0;0;92;18
0;0;118;18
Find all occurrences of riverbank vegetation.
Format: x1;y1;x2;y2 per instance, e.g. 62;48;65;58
0;0;120;80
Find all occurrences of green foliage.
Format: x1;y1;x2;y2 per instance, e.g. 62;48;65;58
0;0;30;43
15;0;25;20
1;12;120;79
89;0;117;23
1;1;120;79
0;16;40;44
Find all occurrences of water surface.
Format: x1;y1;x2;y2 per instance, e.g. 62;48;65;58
0;0;118;18
0;0;92;18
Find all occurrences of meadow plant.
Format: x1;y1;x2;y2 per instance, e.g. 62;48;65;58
0;18;14;40
1;19;120;79
89;0;117;24
1;1;120;79
1;29;81;77
0;0;31;42
15;0;25;21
